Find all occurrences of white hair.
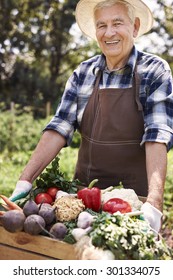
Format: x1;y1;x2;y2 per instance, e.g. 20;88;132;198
94;0;136;24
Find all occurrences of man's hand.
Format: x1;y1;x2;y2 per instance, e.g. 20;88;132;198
9;180;32;202
141;202;162;233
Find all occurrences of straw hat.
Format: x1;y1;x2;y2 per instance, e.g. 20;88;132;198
75;0;154;40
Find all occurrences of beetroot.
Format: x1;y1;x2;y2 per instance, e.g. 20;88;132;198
23;199;39;216
0;210;26;233
49;222;67;240
38;203;55;225
24;214;46;235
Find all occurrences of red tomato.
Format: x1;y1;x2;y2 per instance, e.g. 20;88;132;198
35;192;53;205
46;187;59;200
102;198;132;214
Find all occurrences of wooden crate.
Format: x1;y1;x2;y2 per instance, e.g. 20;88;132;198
0;196;146;260
0;225;77;260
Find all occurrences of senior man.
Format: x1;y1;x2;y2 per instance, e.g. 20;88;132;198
10;0;173;233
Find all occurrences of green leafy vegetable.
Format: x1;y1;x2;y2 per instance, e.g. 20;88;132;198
34;157;80;193
89;212;173;260
63;219;78;244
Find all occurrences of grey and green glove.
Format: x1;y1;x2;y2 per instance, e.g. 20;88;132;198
9;180;32;202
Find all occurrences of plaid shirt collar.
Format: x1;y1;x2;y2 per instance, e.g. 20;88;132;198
93;45;137;75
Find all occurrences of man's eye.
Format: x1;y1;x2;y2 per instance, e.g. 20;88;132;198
98;25;106;29
114;22;121;26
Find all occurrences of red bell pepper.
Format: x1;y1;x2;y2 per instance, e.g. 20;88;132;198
102;198;132;214
77;179;101;212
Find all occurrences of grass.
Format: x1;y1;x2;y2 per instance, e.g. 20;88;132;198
167;149;173;178
0;147;78;196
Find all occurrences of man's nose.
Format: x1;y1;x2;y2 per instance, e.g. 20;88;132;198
105;25;116;37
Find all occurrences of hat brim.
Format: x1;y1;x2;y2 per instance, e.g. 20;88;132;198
75;0;154;40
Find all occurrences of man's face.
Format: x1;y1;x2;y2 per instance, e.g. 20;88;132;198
95;4;139;69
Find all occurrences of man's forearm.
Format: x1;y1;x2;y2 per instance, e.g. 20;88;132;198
19;130;66;183
145;142;167;211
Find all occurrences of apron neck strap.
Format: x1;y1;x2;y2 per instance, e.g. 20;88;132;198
134;67;143;111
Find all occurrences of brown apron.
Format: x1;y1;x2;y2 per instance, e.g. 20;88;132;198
74;69;148;196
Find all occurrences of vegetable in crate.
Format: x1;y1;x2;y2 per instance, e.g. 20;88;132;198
49;223;67;240
35;192;53;205
72;227;92;242
0;194;23;212
75;236;115;260
34;157;79;194
24;214;46;235
53;196;85;222
101;187;143;211
77;211;95;229
23;199;39;216
87;212;173;260
102;198;132;214
0;210;26;233
46;187;59;200
77;179;101;212
38;203;55;225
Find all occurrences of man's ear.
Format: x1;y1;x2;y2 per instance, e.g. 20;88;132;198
133;17;140;38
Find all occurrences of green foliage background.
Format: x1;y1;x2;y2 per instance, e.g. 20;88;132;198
0;0;172;116
0;112;79;195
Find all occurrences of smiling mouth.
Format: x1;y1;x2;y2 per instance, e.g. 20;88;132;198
105;40;120;45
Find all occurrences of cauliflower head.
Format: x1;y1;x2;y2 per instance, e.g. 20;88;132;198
53;196;85;222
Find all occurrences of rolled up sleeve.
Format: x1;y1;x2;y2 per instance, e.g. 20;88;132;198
43;73;78;146
141;69;173;151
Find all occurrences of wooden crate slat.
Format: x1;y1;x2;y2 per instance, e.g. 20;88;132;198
0;244;56;260
0;226;77;260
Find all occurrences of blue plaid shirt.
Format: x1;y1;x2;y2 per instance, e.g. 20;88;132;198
45;46;173;151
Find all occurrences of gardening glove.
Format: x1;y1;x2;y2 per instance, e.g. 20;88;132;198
141;202;162;233
9;180;32;202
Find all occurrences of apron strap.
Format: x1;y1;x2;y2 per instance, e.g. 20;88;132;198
134;70;143;111
95;70;102;90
